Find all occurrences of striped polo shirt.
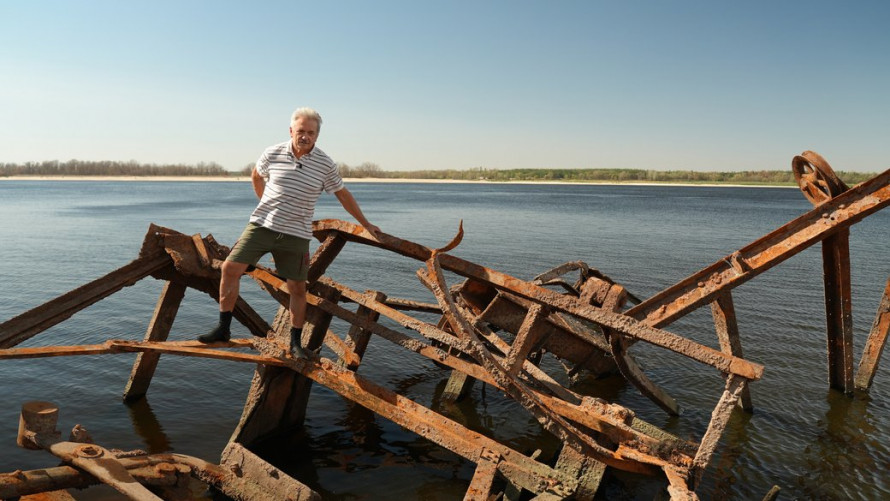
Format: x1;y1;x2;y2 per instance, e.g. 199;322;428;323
249;140;344;239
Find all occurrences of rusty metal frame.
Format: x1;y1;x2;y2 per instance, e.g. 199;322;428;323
1;153;887;500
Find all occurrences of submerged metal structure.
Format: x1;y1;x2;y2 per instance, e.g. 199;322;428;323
0;151;888;500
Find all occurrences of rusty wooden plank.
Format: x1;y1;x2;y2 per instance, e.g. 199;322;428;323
312;219;764;381
822;229;855;393
442;369;476;402
341;290;386;370
0;255;171;348
689;374;747;488
307;232;348;283
464;454;499;501
626;168;890;329
711;291;753;411
123;281;187;402
424;254;664;476
285;282;342;427
324;328;362;369
608;331;680;416
220;442;320;501
504;303;547;377
855;277;890;391
229;308;300;447
554;442;606;500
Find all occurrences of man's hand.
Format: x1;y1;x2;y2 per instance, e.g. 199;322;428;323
363;223;382;240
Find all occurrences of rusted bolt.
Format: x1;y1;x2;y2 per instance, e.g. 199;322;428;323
321;359;332;370
839;204;846;209
697;281;705;288
822;212;829;218
74;444;103;458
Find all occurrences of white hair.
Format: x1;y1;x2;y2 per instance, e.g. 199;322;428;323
291;107;323;131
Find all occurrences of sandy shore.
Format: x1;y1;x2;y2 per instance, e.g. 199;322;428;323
0;175;794;188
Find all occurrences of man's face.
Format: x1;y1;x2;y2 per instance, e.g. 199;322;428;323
290;117;320;154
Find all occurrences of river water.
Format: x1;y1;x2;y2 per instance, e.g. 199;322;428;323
0;180;888;500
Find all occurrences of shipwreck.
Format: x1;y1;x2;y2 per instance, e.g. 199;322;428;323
0;151;888;500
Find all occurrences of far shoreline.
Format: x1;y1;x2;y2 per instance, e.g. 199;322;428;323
0;175;797;189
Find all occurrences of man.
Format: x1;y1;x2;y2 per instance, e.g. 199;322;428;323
198;107;381;359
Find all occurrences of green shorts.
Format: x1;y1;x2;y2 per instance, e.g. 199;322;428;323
226;223;310;281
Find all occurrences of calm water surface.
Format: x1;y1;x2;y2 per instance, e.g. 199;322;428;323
0;180;888;500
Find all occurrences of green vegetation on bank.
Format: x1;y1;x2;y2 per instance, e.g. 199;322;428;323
1;160;229;177
1;159;878;186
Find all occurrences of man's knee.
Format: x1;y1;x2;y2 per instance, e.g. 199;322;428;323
221;260;249;281
287;280;307;299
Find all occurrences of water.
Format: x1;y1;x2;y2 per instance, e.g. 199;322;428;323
0;180;888;500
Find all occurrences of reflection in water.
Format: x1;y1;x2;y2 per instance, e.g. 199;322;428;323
125;397;171;454
799;390;888;499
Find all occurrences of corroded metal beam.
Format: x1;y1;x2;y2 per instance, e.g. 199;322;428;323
0;254;171;348
312;219;764;381
855;277;890;391
626;168;890;328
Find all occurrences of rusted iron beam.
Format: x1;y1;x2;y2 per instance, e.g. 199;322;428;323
626;168;890;329
247;274;679;461
228;308;301;447
424;254;667;476
855;277;890;391
464;452;500;500
220;442;320;501
504;303;547;377
711;291;753;411
0;463;191;499
0;254;171;348
822;229;855;393
312;219;764;381
307;232;348;283
341;290;386;370
689;374;747;488
2;333;688;474
123;280;187;402
608;330;680;415
553;442;606;500
0;339;255;361
246;339;585;496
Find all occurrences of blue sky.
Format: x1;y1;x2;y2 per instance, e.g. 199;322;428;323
2;1;888;172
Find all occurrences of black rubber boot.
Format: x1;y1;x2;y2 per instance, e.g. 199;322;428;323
198;324;231;343
290;327;307;359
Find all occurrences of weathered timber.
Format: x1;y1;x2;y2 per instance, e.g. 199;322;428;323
626;167;890;329
689;374;747;488
855;277;890;390
123;280;187;401
822;229;855;393
711;291;753;411
0;254;171;348
341;290;386;370
313;219;764;381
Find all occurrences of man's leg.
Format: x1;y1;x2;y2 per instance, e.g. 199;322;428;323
286;278;308;358
198;260;250;343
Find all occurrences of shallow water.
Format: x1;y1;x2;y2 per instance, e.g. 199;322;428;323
0;180;888;499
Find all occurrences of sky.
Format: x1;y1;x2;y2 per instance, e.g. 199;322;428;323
1;1;889;173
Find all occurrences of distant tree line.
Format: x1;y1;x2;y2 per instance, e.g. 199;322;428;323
1;159;877;186
336;165;877;186
0;159;231;177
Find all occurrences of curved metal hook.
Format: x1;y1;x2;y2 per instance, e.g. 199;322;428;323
432;220;464;254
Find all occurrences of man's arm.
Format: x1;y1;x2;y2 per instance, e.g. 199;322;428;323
334;187;381;239
251;167;265;199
